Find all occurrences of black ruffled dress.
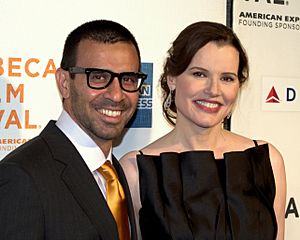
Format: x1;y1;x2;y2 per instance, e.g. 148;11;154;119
137;142;277;240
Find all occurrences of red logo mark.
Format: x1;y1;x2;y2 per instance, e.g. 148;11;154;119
266;86;280;103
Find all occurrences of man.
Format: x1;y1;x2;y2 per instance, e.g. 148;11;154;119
0;20;146;240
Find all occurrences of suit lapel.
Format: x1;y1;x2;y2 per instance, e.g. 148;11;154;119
113;156;138;240
40;121;118;240
61;162;118;240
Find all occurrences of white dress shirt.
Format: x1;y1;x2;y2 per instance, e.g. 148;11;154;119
55;110;111;198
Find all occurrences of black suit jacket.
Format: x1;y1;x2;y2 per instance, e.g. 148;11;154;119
0;121;137;240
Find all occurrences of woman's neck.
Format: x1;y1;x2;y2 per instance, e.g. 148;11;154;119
169;123;228;158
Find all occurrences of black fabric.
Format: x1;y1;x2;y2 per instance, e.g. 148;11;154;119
137;144;277;240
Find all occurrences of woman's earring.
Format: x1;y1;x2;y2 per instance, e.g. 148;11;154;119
226;112;232;119
164;89;174;111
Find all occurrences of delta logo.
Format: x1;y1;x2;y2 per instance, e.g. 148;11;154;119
262;77;300;111
265;86;296;103
265;86;280;103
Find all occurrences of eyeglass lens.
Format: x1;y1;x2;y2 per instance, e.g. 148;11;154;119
89;70;142;91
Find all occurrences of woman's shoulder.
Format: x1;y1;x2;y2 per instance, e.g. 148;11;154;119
119;150;140;170
119;151;141;186
259;141;285;173
222;131;259;151
138;133;174;155
119;133;171;166
225;131;272;150
227;131;284;164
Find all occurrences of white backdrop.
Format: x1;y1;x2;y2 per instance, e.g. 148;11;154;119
0;0;226;159
232;0;300;239
1;0;298;238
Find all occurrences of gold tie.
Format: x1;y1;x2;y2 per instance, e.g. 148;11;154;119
98;161;130;240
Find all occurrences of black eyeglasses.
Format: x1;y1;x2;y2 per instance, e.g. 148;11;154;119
66;67;147;93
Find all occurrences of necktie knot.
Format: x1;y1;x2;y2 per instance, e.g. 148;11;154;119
99;161;118;182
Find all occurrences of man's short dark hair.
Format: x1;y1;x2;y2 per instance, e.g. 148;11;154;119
60;19;141;70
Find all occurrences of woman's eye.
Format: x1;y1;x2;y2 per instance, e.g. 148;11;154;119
193;72;206;78
221;76;235;82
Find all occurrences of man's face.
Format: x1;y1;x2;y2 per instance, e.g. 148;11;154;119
58;39;140;147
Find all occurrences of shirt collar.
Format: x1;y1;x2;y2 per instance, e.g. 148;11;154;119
55;110;112;172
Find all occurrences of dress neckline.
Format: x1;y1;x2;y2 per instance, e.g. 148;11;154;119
138;141;266;158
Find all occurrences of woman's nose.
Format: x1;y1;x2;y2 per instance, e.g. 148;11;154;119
204;78;220;96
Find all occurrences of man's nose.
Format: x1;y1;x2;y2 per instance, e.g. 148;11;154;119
103;77;125;102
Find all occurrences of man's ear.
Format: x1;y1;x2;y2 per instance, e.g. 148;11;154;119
55;68;70;99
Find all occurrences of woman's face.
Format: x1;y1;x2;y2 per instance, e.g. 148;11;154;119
168;41;240;129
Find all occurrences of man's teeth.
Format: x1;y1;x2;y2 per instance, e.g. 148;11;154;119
196;101;218;108
100;109;121;117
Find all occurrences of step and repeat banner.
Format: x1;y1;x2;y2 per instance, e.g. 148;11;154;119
232;0;300;239
0;0;226;160
1;0;299;238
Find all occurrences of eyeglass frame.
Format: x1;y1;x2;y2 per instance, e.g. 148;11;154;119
65;66;147;93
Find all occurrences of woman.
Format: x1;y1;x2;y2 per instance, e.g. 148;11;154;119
120;21;286;240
